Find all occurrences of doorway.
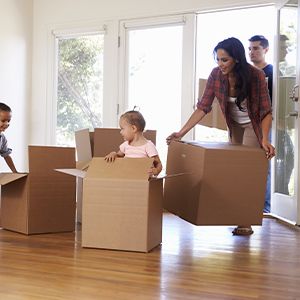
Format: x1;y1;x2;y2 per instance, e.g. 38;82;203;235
272;0;300;224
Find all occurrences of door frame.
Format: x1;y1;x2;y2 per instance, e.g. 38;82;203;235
271;0;300;225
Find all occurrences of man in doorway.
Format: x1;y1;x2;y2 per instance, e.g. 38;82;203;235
279;34;296;76
248;35;273;213
249;35;273;103
277;34;295;195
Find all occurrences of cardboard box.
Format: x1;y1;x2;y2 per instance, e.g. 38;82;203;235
198;78;227;131
75;128;156;161
164;141;268;226
57;157;163;252
0;146;76;234
74;128;156;223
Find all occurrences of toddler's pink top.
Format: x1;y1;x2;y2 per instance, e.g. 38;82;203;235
120;140;158;158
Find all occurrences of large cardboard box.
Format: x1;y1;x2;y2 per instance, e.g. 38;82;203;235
74;128;156;223
0;146;76;234
57;157;163;252
164;141;268;226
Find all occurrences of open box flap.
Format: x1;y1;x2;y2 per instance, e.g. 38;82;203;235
75;129;92;162
150;171;188;180
86;157;153;180
0;173;28;185
54;168;86;178
76;160;90;171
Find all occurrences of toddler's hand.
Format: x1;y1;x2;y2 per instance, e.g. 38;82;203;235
148;167;157;178
104;152;117;162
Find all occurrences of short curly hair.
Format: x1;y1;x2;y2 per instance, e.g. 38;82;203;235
120;110;146;132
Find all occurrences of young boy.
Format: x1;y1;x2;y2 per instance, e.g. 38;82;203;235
0;103;17;173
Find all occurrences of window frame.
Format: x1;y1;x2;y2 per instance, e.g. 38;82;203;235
47;21;118;145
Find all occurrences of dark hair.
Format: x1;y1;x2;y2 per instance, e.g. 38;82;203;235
280;34;289;41
249;35;269;49
0;103;12;112
120;110;146;132
214;37;251;111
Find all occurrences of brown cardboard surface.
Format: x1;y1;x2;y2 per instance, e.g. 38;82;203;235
0;146;77;234
74;127;156;225
198;78;227;131
93;128;156;157
0;173;28;185
147;180;163;249
164;141;268;226
86;157;153;180
93;128;125;157
75;128;157;161
1;176;29;233
81;157;162;252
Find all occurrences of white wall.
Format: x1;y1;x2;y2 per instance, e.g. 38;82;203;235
31;0;275;145
0;0;32;171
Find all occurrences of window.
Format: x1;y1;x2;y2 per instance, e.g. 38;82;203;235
55;33;104;146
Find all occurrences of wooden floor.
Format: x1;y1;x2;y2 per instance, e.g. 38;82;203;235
0;213;300;300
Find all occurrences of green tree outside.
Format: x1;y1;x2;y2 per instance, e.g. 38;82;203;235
56;34;104;146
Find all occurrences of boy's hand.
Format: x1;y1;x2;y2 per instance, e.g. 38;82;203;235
104;152;117;162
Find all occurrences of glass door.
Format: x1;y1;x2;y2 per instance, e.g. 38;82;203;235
272;0;299;224
119;15;196;166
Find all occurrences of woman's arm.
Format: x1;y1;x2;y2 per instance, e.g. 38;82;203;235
261;113;275;159
166;108;206;144
167;70;218;144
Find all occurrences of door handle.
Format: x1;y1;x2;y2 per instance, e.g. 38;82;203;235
286;111;299;118
289;84;299;102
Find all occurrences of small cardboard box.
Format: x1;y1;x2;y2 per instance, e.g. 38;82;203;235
164;141;268;226
0;146;76;234
74;128;156;223
57;157;163;252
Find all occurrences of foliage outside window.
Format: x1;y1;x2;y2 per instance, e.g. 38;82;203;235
56;34;104;146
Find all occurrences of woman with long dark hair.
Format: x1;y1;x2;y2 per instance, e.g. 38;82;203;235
167;37;275;235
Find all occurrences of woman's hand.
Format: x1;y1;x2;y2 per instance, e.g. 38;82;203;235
166;132;182;145
262;140;275;160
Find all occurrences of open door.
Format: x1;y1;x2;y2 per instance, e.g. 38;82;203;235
272;0;300;224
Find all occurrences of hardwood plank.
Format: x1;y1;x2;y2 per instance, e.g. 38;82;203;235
0;213;299;299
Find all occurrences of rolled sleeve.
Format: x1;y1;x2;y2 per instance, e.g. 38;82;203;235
196;70;217;114
0;134;12;157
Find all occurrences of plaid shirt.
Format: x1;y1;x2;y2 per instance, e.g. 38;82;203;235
197;65;272;145
0;133;12;157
